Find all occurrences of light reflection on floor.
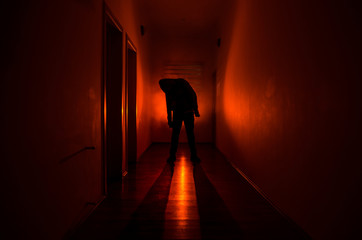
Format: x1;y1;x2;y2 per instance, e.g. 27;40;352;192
164;155;201;239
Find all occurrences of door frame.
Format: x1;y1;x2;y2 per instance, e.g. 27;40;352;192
101;3;123;195
125;35;137;169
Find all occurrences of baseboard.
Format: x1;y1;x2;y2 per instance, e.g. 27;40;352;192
225;158;311;239
62;195;106;239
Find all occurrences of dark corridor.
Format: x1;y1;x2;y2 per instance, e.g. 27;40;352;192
2;1;361;239
70;144;309;240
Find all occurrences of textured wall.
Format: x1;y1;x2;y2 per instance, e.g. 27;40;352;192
215;1;362;239
1;0;152;238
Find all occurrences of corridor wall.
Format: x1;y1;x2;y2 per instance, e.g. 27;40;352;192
215;1;361;239
1;0;152;238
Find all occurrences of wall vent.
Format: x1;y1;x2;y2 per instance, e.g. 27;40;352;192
162;63;203;92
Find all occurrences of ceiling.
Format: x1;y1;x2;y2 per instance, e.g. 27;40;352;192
136;0;234;37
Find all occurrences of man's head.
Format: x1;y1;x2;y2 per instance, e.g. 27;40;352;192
159;78;176;94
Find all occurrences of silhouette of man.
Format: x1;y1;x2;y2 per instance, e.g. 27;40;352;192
159;78;201;164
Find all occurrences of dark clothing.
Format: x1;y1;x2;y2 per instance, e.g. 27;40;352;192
159;78;199;159
169;112;197;158
159;78;199;122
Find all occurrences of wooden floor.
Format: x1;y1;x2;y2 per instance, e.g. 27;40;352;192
70;143;310;240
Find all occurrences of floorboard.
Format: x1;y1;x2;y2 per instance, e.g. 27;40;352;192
69;143;310;240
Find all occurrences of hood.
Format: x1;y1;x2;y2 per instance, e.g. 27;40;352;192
159;78;177;94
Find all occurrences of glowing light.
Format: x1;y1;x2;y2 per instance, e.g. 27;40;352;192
153;91;168;123
103;99;107;131
164;155;200;238
176;156;187;218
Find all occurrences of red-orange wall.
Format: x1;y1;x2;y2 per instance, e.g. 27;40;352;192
215;1;361;239
1;0;152;238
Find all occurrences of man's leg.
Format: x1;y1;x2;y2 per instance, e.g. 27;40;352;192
169;118;182;161
184;113;199;162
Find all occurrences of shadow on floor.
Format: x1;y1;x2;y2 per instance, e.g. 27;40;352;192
119;163;174;239
193;164;243;239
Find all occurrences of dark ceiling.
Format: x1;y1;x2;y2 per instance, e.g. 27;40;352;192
136;0;235;37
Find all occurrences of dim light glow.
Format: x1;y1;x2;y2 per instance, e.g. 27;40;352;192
164;155;201;238
103;100;107;130
153;92;168;123
175;156;187;219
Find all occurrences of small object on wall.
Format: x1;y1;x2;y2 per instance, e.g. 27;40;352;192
217;38;221;47
140;25;145;36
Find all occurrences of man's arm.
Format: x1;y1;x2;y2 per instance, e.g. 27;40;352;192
192;89;200;117
182;79;200;117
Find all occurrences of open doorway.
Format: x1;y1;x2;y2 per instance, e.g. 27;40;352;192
102;6;123;193
125;36;137;168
